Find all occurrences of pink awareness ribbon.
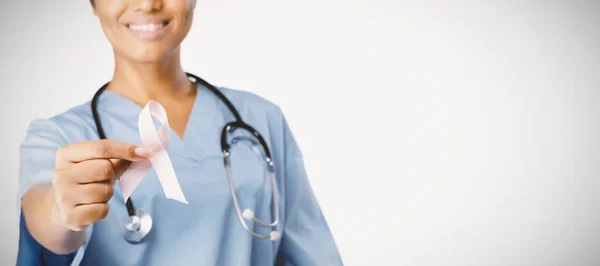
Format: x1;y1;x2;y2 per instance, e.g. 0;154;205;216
119;100;189;204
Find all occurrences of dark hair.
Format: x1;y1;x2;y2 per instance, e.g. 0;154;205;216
90;0;94;6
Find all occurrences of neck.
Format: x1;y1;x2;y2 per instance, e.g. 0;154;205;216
107;51;195;106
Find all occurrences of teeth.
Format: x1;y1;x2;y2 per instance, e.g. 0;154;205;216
129;23;163;32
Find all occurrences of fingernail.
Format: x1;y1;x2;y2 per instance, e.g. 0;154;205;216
134;147;152;158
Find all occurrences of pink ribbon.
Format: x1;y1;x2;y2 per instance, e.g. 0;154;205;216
119;100;189;204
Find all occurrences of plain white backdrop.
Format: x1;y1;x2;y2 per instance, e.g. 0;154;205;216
2;1;600;265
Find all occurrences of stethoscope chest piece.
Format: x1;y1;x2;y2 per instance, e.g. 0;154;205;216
93;73;280;243
121;210;153;243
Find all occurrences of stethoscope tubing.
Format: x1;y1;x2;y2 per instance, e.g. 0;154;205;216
90;73;280;242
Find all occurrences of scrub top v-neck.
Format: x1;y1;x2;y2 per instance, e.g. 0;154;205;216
17;82;343;266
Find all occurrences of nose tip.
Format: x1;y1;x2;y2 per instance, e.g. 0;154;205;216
134;0;163;12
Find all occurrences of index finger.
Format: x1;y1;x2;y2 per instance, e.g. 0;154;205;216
57;139;152;163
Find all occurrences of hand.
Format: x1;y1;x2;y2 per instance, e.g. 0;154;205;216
51;140;152;231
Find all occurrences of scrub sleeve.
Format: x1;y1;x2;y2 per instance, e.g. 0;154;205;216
17;118;91;266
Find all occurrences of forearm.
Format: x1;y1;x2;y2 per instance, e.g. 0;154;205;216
21;183;87;254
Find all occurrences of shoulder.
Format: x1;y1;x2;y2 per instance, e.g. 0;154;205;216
216;86;282;115
211;85;297;144
23;101;98;146
211;85;302;161
213;86;285;125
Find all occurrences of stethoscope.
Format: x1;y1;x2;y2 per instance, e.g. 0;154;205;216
90;72;281;243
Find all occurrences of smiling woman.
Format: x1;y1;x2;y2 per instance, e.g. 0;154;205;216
17;0;343;265
92;0;195;64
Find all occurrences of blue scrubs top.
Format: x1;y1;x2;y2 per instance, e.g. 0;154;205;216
17;82;343;266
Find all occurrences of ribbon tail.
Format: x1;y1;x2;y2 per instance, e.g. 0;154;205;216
150;150;189;204
119;160;152;203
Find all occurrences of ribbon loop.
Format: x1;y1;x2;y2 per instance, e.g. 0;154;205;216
119;100;188;204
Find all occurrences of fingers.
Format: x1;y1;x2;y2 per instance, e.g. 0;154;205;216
56;158;135;186
60;159;117;184
55;180;114;206
57;139;152;163
54;180;113;231
51;140;149;231
67;181;114;205
64;203;110;231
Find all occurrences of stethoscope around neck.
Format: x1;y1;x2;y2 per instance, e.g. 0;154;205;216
90;72;281;243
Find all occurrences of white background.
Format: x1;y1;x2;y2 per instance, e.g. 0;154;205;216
2;1;600;265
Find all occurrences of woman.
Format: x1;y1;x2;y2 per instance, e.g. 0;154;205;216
17;0;342;265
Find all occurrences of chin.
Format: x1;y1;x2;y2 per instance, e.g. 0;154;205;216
121;45;176;64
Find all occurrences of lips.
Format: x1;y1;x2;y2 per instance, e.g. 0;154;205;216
126;18;170;40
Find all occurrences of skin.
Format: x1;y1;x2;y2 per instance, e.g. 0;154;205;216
21;0;198;254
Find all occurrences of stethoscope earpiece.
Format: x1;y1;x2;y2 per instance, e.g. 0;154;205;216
269;231;280;241
242;208;255;220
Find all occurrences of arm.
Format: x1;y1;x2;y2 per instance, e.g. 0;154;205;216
19;119;87;254
18;119;149;255
275;112;343;266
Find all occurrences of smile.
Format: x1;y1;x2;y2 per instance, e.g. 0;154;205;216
128;23;165;32
126;19;170;40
